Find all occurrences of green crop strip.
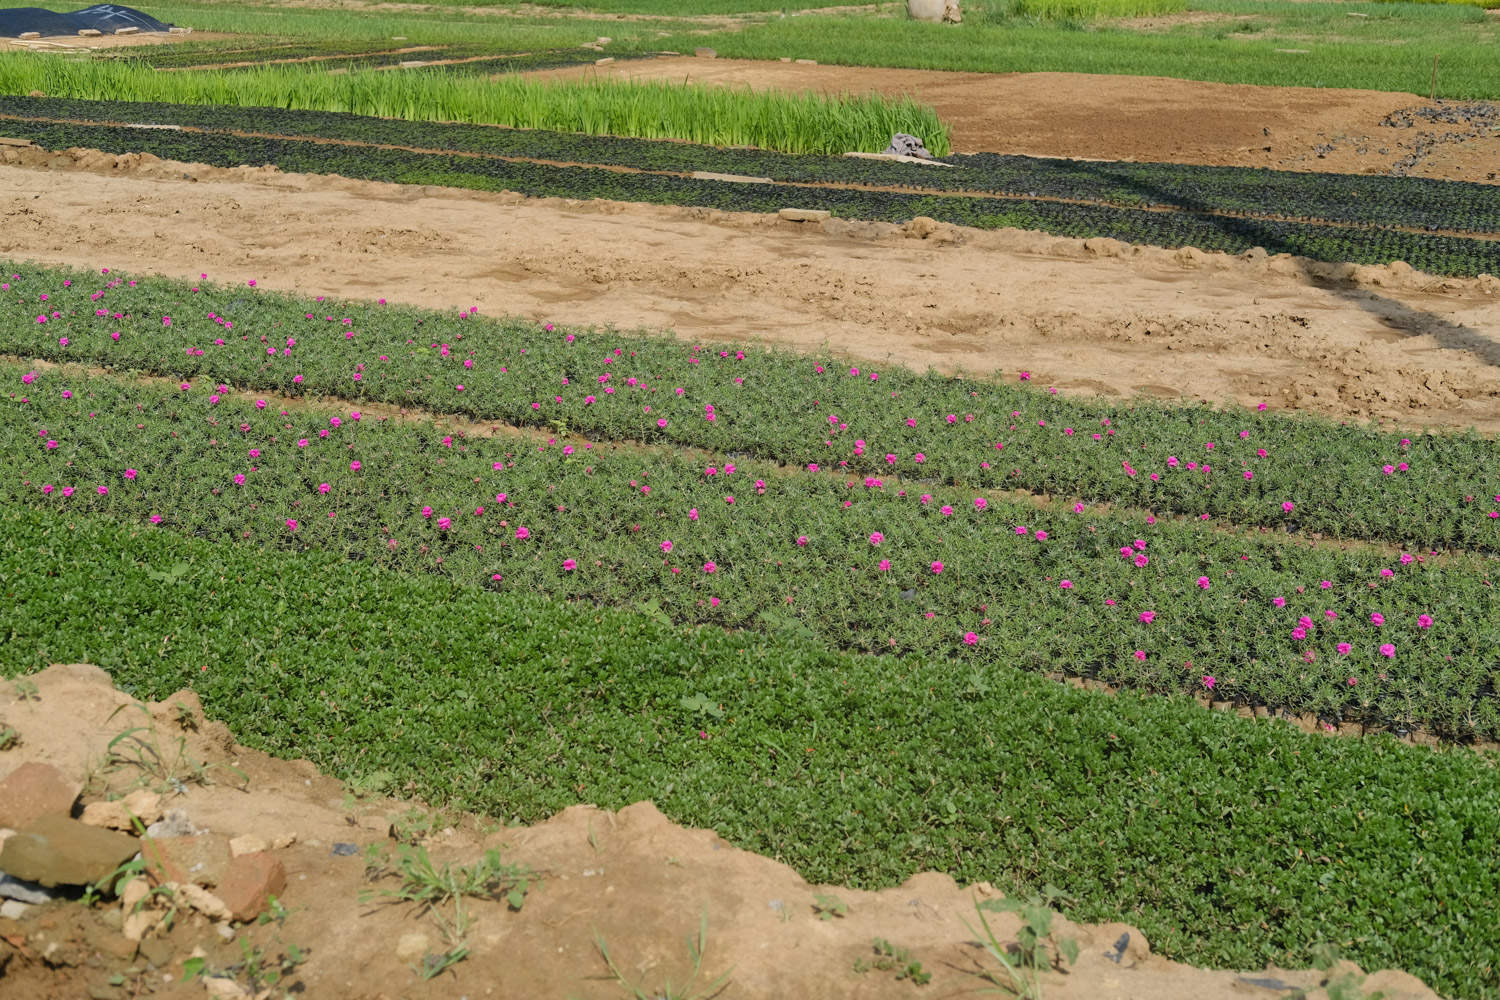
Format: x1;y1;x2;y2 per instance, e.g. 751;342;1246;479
0;54;950;157
8;96;1498;236
3;507;1497;998
4;262;1496;551
645;2;1500;100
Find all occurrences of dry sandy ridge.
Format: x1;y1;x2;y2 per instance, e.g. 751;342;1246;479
0;663;1443;999
3;144;1499;433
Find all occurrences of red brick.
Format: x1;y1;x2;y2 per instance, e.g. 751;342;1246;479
0;763;79;829
216;852;286;922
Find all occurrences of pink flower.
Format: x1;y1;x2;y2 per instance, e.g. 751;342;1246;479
1282;501;1295;513
939;505;953;516
1382;465;1395;475
286;518;298;532
974;497;987;510
1059;580;1073;589
689;508;699;521
914;453;925;464
702;561;718;574
1133;650;1146;661
1139;611;1156;624
1379;643;1396;658
1196;576;1211;590
1201;675;1215;690
1133;554;1149;568
963;632;978;646
796;535;808;546
1347;677;1358;687
318;483;331;494
123;469;137;481
1337;643;1352;655
350;461;361;471
61;487;73;498
878;559;891;572
563;559;577;571
1417;614;1434;629
661;540;674;552
1072;503;1084;514
149;514;162;524
1370;613;1385;626
931;561;944;574
1319;580;1332;590
233;474;245;486
515;526;530;540
436;517;451;531
1271;596;1286;607
869;532;884;545
1035;531;1048;541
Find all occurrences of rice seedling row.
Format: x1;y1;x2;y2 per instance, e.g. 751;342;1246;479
5;263;1495;553
4;504;1499;1000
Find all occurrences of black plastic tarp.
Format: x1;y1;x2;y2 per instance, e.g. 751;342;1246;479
0;5;172;38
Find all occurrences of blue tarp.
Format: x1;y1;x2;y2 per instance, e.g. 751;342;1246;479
0;5;173;38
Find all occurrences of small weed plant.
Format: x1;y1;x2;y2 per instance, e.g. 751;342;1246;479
593;910;733;1000
962;887;1079;999
853;937;932;985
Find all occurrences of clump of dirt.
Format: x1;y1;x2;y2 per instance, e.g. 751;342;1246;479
0;664;1441;999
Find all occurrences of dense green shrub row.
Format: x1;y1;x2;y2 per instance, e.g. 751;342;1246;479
4;263;1496;552
5;365;1497;737
3;508;1497;998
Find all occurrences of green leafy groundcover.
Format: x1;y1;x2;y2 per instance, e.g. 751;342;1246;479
6;367;1497;737
4;262;1497;552
2;112;1498;275
2;508;1497;998
8;95;1499;235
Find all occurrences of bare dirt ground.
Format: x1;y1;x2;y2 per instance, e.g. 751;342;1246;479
537;59;1500;183
0;664;1441;999
2;31;237;51
3;144;1498;433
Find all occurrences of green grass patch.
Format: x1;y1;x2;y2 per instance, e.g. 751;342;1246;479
642;1;1500;99
2;507;1497;998
0;53;949;155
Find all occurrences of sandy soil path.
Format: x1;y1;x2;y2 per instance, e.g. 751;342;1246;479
3;147;1497;432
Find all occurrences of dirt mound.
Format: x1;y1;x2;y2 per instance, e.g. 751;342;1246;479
3;143;1498;433
0;664;1440;999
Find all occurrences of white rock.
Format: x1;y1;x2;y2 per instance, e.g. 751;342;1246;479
396;931;430;962
229;835;269;858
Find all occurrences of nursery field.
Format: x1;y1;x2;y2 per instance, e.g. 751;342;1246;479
2;0;1499;998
